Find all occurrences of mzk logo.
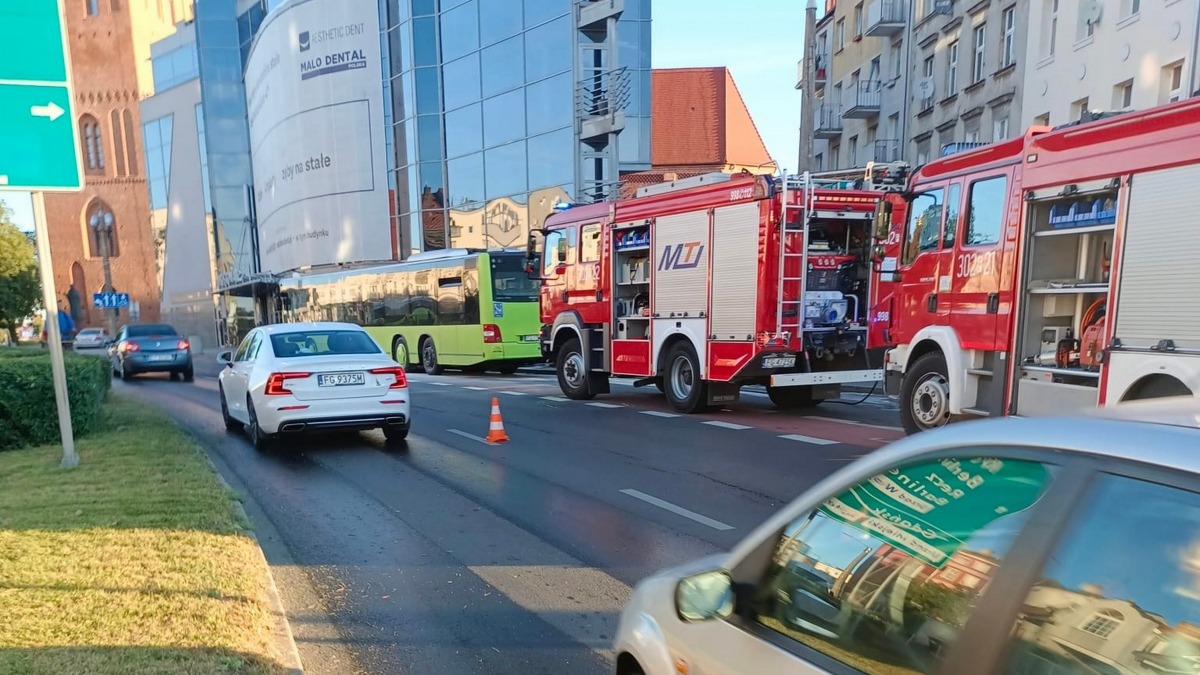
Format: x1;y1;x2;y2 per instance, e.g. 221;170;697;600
658;242;705;271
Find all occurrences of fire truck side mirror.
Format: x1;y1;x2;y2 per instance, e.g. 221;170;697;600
873;201;893;241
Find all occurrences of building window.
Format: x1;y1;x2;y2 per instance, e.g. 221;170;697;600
922;55;935;108
86;0;99;15
1080;609;1124;638
836;19;846;51
1041;0;1059;57
85;199;120;259
1033;111;1050;126
1163;61;1184;103
1002;7;1016;67
1072;96;1090;121
965;127;981;143
853;3;863;37
994;117;1010;140
1121;0;1140;17
1113;80;1133;110
972;25;986;83
890;43;902;80
814;153;824;171
849;135;859;166
946;41;959;94
80;115;105;173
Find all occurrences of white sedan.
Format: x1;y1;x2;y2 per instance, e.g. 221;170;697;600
216;322;411;450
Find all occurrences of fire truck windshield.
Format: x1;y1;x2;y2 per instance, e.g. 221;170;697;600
490;254;540;303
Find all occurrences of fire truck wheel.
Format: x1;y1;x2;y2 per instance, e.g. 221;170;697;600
766;385;823;409
420;337;444;376
556;337;595;400
900;352;952;435
664;341;707;414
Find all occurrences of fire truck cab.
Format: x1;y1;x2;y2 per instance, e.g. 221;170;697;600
878;99;1200;434
529;165;906;413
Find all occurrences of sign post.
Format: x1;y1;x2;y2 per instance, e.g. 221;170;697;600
0;1;85;469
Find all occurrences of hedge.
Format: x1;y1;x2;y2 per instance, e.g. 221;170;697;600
0;351;112;451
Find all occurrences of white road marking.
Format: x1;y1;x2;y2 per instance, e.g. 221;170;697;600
447;428;497;445
586;402;623;409
499;391;528;396
620;489;734;531
640;410;680;418
428;381;454;386
541;396;570;402
779;433;839;446
703;420;752;430
463;386;488;391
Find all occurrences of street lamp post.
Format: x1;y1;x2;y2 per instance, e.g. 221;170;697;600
88;209;118;337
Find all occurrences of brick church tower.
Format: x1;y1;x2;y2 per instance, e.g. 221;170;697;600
43;0;192;327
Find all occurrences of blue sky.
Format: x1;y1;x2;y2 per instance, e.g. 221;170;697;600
651;0;804;171
2;1;803;230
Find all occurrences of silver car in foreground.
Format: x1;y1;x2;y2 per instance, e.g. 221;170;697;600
614;398;1200;675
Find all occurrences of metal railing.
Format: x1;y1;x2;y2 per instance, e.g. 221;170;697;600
815;103;844;134
866;0;907;34
576;66;631;119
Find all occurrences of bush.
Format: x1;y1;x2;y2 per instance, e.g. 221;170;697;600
0;352;112;450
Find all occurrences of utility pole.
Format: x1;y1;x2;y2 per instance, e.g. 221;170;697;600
32;193;78;469
89;209;118;337
797;0;818;174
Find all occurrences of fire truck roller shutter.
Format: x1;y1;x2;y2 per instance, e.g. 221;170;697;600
709;202;762;341
1107;164;1200;402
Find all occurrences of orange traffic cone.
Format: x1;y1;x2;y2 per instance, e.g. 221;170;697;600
485;397;509;443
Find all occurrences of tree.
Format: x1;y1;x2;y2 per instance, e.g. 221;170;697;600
0;201;41;344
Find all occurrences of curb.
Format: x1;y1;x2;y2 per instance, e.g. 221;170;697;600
205;458;305;675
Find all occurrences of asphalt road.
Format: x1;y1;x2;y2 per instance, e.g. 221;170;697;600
119;362;901;674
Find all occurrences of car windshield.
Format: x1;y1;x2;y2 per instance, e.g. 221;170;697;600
490;254;539;303
127;324;178;337
270;330;382;358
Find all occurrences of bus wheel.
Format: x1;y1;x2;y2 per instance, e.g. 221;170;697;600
900;352;952;435
421;337;444;376
767;385;822;409
393;337;418;373
556;338;595;400
664;341;707;414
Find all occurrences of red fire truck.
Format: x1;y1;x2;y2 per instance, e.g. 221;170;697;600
875;98;1200;434
528;164;907;413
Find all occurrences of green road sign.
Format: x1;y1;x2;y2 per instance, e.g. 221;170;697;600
0;0;82;192
819;457;1050;568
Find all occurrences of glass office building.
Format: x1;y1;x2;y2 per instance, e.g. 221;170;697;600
386;0;652;252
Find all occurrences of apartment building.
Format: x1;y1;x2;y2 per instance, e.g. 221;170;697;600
905;0;1030;164
1020;0;1199;127
805;0;910;171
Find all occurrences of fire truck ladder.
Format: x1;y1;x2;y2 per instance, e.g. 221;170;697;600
776;172;818;341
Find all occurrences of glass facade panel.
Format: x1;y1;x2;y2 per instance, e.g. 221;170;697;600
142;115;173;210
447;152;485;206
524;16;570;82
412;0;436;15
195;104;212;213
417;114;444;162
152;44;199;92
442;53;480;111
527;128;573;190
419;161;445;194
480;35;524;98
523;0;568;28
445;103;482;158
482;89;525;147
479;1;522;46
439;0;478;62
414;67;441;115
412;16;438;67
525;71;572;136
485;141;527;199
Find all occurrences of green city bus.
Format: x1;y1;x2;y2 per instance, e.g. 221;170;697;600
277;248;543;374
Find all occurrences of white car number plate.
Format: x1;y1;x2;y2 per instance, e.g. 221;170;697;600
148;354;172;362
318;372;365;387
763;355;797;369
522;334;540;342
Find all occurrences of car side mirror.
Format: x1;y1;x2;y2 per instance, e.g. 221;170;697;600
216;350;234;367
675;570;734;623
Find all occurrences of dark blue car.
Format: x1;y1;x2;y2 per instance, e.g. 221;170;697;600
108;323;194;382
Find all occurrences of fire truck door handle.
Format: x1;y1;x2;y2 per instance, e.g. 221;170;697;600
596;290;603;302
927;294;938;313
987;292;1000;314
561;291;569;304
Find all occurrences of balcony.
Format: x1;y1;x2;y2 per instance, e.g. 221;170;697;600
865;0;906;36
814;103;843;139
844;80;882;119
577;66;630;140
874;139;902;163
796;53;829;93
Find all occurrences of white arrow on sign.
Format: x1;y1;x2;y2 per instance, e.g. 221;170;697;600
30;102;65;121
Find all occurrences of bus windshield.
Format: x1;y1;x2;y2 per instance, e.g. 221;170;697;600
490;255;539;303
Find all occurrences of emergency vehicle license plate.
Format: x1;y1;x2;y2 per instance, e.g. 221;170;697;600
762;355;797;369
